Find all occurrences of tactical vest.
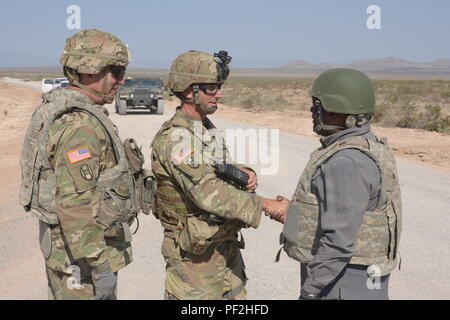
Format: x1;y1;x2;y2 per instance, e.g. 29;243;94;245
20;89;143;235
151;114;243;255
279;136;402;276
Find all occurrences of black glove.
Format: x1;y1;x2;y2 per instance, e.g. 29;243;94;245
91;261;117;300
299;288;319;300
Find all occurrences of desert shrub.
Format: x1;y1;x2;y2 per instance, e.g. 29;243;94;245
393;104;450;133
418;105;450;133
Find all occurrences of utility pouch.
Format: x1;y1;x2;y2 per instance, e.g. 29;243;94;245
104;222;132;243
141;169;156;215
38;220;52;259
123;138;144;174
96;184;131;230
179;214;220;256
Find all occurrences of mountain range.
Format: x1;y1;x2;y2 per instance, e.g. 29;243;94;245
278;57;450;74
1;57;450;79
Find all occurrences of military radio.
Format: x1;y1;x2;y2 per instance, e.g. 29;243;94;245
213;162;249;189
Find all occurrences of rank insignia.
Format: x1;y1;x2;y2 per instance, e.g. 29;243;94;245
80;164;93;181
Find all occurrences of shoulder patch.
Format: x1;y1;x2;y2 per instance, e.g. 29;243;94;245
66;146;92;164
171;146;193;164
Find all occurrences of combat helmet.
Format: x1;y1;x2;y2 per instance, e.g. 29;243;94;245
167;50;231;113
60;29;131;103
310;68;375;132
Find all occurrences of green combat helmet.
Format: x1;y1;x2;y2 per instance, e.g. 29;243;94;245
310;68;375;133
60;29;131;104
167;50;231;114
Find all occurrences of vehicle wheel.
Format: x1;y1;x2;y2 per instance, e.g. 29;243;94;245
155;99;164;115
118;99;127;115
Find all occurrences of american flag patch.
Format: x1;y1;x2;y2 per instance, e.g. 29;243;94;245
66;147;92;164
172;146;193;164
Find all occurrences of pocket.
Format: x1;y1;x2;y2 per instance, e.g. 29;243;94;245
356;208;389;258
39;220;52;259
141;171;155;215
37;172;57;214
96;188;130;230
179;215;219;255
283;202;301;243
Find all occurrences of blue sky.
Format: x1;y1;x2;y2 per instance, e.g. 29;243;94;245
1;0;449;68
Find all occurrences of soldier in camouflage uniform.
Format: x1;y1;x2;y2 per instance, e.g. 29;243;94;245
151;50;287;300
20;29;149;299
277;68;402;300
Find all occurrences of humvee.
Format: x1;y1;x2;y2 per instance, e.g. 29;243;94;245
115;78;164;115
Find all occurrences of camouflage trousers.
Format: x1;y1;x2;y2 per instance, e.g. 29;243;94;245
39;220;118;300
162;236;247;300
46;265;118;300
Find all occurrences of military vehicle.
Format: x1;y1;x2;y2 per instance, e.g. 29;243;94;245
115;78;164;115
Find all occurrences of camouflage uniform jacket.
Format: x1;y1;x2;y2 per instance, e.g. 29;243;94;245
41;89;132;273
151;107;263;231
151;107;263;299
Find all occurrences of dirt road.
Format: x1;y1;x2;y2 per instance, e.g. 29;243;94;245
0;80;449;300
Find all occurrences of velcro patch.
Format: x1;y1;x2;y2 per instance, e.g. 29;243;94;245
172;146;193;164
66;146;92;164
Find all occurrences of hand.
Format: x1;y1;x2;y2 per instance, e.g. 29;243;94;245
92;262;117;300
241;168;258;191
262;196;289;223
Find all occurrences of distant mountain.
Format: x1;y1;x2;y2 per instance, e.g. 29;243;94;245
2;58;450;80
282;60;342;70
278;57;450;75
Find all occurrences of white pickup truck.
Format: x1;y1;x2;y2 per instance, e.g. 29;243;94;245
41;77;69;93
53;78;69;88
41;78;55;93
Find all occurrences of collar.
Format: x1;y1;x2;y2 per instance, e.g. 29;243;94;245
172;107;219;147
320;123;372;148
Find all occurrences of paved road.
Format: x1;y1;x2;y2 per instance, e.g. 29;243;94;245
0;80;449;299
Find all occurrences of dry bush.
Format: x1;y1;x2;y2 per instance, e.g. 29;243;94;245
222;78;312;112
372;80;450;133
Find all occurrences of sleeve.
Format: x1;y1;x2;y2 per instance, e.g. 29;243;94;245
301;150;379;295
52;118;108;267
156;137;263;228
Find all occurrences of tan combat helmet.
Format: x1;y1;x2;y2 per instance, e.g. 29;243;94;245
60;29;131;103
167;50;231;112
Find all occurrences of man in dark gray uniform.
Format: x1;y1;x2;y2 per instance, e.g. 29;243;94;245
277;68;402;300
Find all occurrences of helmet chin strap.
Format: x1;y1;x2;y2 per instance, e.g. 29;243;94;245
192;84;217;115
71;67;113;104
313;105;345;134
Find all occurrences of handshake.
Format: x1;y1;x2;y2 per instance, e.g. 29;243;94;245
237;167;289;224
262;196;289;224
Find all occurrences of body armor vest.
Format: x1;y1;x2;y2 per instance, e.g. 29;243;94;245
151;114;243;255
279;136;402;276
20;89;139;232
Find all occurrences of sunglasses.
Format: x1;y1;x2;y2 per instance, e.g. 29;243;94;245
198;83;223;95
109;66;126;80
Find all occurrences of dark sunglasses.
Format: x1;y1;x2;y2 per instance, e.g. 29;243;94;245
198;83;223;95
109;66;126;80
